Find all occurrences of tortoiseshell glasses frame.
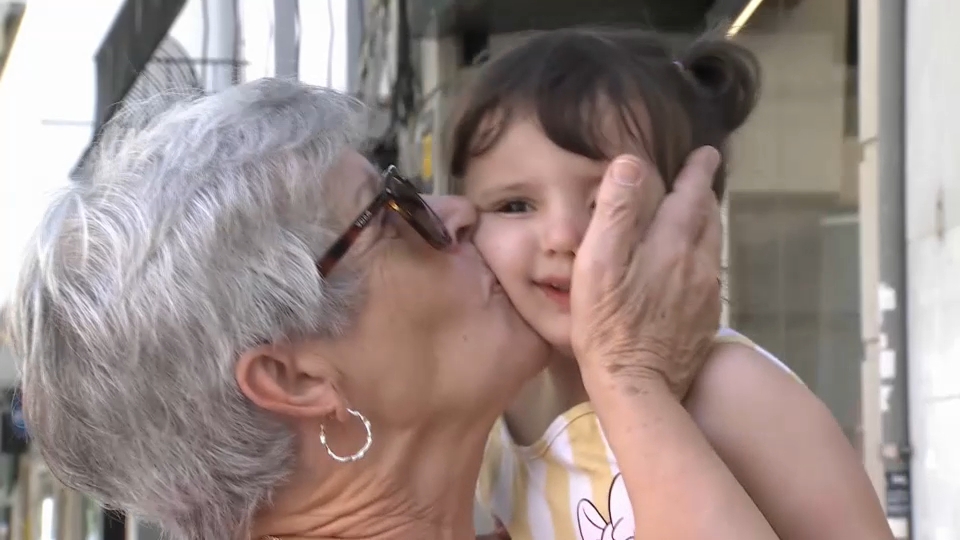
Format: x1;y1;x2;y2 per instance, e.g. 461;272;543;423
316;166;452;276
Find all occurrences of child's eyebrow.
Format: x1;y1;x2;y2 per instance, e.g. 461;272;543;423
469;176;536;195
488;181;532;193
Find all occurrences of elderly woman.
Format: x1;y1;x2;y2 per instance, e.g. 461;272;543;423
5;79;776;540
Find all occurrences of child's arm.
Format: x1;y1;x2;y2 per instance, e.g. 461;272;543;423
584;367;780;540
685;342;894;540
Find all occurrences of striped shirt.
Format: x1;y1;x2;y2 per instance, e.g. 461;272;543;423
475;328;798;540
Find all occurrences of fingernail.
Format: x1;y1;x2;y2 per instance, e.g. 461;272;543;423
611;157;643;187
695;146;722;171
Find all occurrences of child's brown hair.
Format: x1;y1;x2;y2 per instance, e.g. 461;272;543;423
448;27;761;199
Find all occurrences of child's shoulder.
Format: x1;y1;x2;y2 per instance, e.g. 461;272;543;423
713;327;802;384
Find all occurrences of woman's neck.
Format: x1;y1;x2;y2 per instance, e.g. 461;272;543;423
253;424;487;540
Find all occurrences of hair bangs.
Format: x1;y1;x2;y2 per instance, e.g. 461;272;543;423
449;28;763;200
456;69;655;172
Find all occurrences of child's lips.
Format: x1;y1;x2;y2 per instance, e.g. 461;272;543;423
534;281;571;310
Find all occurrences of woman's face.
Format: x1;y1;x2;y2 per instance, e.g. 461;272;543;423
463;119;608;355
320;150;549;425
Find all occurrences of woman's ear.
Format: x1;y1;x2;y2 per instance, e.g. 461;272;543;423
235;340;345;419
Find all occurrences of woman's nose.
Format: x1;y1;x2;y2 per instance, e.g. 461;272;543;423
423;195;478;244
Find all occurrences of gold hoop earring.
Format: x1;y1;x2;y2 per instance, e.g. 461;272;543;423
320;408;372;463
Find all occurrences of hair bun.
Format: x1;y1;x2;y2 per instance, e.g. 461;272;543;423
680;38;761;132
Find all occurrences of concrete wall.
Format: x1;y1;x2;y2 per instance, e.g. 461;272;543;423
724;0;865;455
856;0;883;502
730;0;856;200
905;1;960;538
413;31;532;195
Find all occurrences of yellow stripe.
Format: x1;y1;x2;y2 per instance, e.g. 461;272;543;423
564;407;615;520
484;329;804;540
542;449;576;540
714;333;755;347
508;457;533;540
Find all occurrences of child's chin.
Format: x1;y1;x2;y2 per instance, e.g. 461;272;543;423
523;310;572;356
543;331;575;359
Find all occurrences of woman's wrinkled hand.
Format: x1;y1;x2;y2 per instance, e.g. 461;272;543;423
570;148;724;399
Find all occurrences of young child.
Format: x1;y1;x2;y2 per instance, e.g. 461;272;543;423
451;28;891;540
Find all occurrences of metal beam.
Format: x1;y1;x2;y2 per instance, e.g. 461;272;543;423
93;0;189;134
875;0;911;537
406;0;718;38
72;0;188;181
274;0;300;80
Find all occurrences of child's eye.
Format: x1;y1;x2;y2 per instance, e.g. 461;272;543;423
495;200;533;214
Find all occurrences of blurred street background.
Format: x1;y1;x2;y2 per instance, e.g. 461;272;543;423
0;0;956;538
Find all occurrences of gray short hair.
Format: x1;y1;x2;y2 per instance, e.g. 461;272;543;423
5;79;367;539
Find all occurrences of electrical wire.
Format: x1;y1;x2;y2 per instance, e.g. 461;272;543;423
200;0;210;89
326;0;334;87
407;46;489;125
128;38;202;101
388;0;416;132
232;0;242;83
354;3;384;105
122;38;203;135
354;0;366;92
266;2;276;79
295;0;301;80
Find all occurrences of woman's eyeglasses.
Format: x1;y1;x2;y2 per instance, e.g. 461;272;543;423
316;166;452;276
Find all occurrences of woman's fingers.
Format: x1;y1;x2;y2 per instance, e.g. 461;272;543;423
571;146;725;397
576;156;662;288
